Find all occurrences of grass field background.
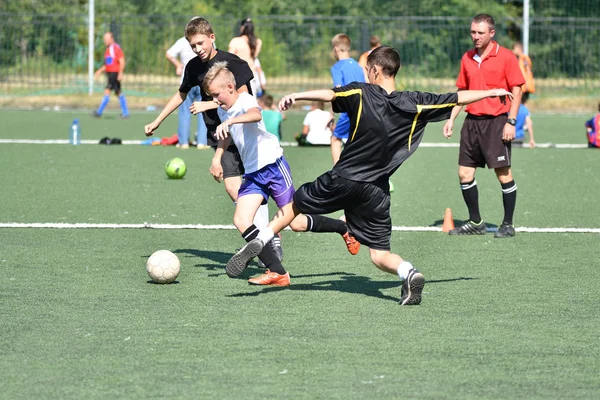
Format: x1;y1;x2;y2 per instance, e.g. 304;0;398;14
1;109;599;399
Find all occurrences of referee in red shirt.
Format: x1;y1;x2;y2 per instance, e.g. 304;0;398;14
443;14;525;238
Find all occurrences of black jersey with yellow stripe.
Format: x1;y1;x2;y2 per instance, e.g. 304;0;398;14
331;82;458;183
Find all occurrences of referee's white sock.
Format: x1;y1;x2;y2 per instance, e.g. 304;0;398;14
396;261;414;281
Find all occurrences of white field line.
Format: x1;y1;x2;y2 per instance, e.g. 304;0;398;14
0;139;589;148
0;222;599;233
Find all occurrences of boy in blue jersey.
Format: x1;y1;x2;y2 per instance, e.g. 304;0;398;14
330;33;366;165
514;96;535;148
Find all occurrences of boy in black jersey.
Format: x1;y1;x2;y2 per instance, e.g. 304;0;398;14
227;45;512;305
144;17;281;259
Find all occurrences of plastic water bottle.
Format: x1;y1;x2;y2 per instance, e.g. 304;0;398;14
69;119;80;145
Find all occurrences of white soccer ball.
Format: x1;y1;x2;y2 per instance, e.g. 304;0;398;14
146;250;180;284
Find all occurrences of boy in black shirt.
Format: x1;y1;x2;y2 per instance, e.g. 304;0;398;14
144;17;281;259
227;45;512;305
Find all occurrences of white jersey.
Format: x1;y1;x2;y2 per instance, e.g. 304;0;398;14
166;37;197;84
303;109;333;145
217;92;283;173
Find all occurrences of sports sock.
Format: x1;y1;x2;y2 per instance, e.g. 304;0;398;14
305;214;347;235
396;261;414;281
118;95;129;116
460;180;482;223
97;95;110;115
241;225;285;275
253;204;269;228
501;180;517;225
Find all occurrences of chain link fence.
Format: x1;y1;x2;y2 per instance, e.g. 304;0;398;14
1;13;599;99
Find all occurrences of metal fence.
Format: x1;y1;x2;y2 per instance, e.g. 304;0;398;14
1;13;599;97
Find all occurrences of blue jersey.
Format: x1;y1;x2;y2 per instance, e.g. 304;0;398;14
515;104;530;140
331;58;366;139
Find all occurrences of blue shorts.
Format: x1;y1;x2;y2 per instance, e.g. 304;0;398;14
238;157;295;208
333;113;351;140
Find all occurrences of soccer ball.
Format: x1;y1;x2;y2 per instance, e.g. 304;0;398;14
165;157;187;179
146;250;181;284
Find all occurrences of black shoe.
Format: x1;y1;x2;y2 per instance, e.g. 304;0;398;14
257;234;283;268
226;239;264;277
449;220;487;235
400;269;425;306
91;111;101;118
119;114;129;119
494;223;515;238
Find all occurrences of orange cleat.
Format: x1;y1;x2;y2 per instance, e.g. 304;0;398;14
248;270;290;286
342;232;360;255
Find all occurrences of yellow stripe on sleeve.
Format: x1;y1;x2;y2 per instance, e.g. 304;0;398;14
334;88;362;142
408;103;457;151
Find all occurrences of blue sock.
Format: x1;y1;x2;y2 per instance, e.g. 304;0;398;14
119;95;129;117
97;95;110;115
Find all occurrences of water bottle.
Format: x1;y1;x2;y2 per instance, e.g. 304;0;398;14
69;119;80;145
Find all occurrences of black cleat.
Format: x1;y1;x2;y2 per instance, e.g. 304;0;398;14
91;110;101;118
226;239;265;277
400;269;425;306
449;220;487;235
494;223;515;238
119;114;129;119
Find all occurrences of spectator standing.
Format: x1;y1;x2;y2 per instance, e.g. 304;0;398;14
512;41;535;103
228;17;263;98
330;33;366;165
358;35;382;82
165;36;209;149
93;32;129;118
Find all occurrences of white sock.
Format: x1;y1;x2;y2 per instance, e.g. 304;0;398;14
257;227;275;244
253;203;269;228
396;261;414;281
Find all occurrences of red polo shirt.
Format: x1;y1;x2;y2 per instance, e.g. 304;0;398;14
104;43;124;73
456;42;525;116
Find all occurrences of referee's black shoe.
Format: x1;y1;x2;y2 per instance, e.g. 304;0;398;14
400;269;425;306
449;220;487;235
494;223;515;238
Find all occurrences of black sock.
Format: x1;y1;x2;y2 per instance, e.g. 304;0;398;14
305;214;347;235
460;180;482;223
501;180;517;225
241;225;286;275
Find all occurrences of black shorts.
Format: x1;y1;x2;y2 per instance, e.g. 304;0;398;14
106;72;121;93
459;114;511;169
212;145;245;178
294;171;392;251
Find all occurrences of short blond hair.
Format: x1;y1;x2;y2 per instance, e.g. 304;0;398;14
202;61;236;93
331;33;351;52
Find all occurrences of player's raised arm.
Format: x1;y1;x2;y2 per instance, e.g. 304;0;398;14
279;90;336;111
456;88;513;105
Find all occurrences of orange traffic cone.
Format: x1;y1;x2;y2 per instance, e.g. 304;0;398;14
442;208;455;232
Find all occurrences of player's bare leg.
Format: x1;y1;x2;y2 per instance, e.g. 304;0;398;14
369;248;424;306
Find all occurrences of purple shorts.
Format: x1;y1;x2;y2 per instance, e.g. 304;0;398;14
238;157;295;208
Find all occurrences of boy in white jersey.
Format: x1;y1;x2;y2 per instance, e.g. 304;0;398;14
204;62;360;286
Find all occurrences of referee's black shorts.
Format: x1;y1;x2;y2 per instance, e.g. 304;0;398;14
294;171;392;251
106;72;121;93
459;114;511;169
